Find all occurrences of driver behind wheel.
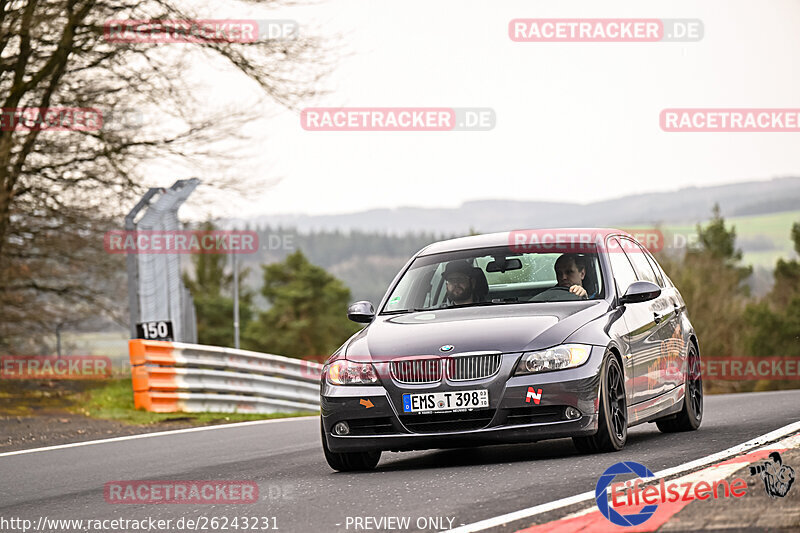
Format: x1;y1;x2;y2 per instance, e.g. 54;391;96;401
532;253;588;301
555;253;588;298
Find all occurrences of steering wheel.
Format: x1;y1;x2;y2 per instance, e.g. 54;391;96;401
531;284;582;302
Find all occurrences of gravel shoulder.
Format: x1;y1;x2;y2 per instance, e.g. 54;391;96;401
0;378;311;453
0;412;200;453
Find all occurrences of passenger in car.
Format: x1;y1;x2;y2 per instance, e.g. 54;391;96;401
442;260;478;306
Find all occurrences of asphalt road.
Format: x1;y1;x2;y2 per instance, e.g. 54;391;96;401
2;390;800;533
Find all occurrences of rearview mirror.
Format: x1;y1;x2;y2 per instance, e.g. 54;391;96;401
347;301;375;323
619;281;661;304
486;257;522;273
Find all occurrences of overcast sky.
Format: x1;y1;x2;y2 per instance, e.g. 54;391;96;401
165;0;800;219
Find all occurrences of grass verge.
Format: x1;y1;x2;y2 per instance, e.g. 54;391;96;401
1;378;317;426
73;378;318;425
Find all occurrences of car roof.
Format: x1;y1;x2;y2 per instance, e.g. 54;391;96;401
417;228;636;256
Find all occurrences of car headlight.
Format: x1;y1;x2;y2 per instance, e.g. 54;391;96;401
327;360;379;385
514;344;591;375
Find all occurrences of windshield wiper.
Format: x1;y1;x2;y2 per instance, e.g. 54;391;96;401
383;300;521;314
437;299;521;310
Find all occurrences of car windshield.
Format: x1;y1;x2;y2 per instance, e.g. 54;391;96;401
382;246;603;313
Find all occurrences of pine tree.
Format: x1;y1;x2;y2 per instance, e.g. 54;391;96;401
243;251;360;359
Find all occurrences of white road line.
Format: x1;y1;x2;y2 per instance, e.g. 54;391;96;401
444;420;800;533
0;416;319;458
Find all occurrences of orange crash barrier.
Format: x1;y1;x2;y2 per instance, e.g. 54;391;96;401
128;339;323;414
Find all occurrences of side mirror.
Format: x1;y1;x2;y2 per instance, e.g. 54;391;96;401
619;281;661;304
347;301;375;323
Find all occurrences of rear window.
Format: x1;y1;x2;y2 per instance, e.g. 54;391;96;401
606;237;638;296
620;238;659;285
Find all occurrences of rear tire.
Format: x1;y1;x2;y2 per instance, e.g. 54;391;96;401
321;420;381;472
573;354;627;453
656;345;703;433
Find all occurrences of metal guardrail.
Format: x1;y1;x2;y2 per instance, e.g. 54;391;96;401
129;339;323;414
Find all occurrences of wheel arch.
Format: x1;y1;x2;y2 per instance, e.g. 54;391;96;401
605;343;627;383
602;344;627;408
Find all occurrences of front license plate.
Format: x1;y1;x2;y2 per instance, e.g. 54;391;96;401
402;390;489;413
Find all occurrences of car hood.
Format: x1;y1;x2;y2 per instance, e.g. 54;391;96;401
343;301;608;362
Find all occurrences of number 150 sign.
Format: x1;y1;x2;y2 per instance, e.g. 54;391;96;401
136;321;174;341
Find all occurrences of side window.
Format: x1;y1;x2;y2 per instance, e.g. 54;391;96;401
643;250;665;287
429;263;446;307
607;237;638;296
621;238;659;284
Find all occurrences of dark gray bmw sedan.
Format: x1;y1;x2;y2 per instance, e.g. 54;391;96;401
320;229;703;471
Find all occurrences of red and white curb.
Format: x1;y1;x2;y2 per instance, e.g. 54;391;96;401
516;432;800;532
444;421;800;533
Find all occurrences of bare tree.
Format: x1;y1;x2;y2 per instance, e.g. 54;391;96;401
0;0;330;351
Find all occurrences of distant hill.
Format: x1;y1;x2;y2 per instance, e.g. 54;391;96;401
223;178;800;305
239;177;800;234
230;229;444;307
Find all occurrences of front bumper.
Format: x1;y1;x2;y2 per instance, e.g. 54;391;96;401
321;346;605;453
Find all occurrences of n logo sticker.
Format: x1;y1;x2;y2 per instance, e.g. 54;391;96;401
525;387;542;404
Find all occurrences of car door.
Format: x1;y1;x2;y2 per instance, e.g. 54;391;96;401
621;238;676;402
644;250;686;393
605;236;653;406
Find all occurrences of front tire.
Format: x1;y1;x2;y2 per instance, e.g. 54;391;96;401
321;419;381;472
656;345;703;433
573;354;627;453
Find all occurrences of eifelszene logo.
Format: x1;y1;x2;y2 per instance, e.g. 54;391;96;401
596;461;749;527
